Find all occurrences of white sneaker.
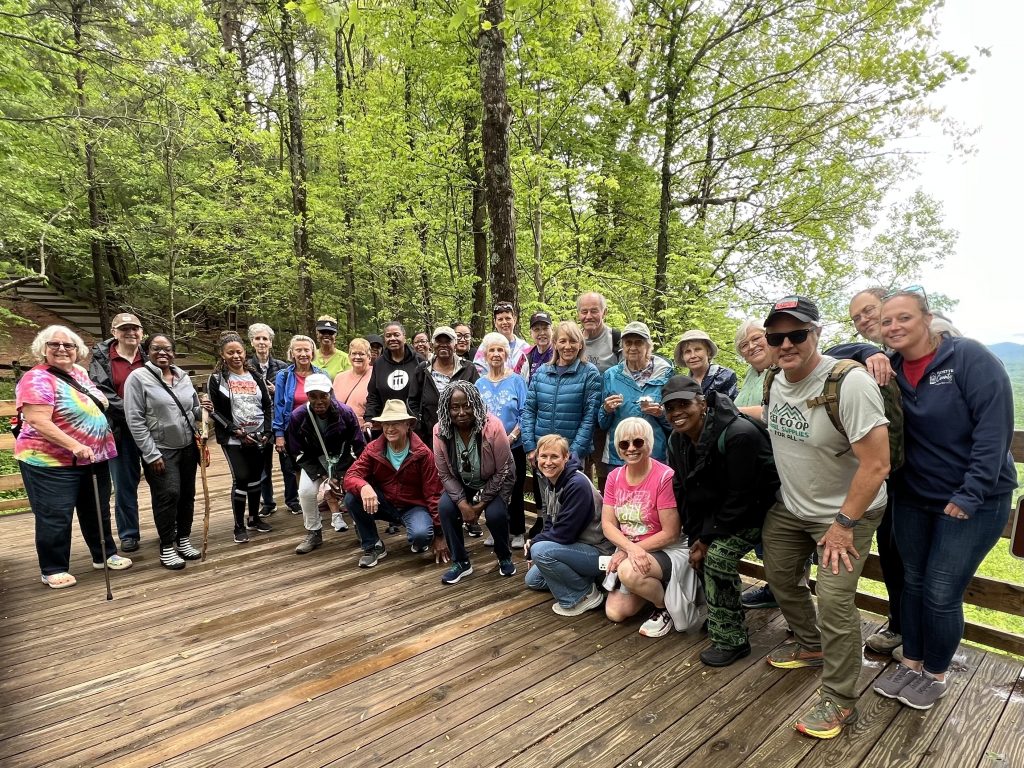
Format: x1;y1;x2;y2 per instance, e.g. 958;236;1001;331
639;608;673;638
331;512;348;532
552;585;605;616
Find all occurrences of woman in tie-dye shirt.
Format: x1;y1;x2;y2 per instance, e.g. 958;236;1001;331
15;326;133;589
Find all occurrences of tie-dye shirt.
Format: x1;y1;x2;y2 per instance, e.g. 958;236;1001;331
14;364;116;467
604;459;675;542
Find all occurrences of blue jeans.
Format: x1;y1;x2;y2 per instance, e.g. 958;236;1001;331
109;427;142;540
19;461;117;575
525;540;602;607
894;492;1011;674
439;491;511;563
344;491;433;552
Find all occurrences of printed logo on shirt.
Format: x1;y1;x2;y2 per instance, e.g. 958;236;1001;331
387;370;409;391
929;369;954;386
769;402;810;442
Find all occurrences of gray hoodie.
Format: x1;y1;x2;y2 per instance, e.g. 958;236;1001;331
123;362;202;464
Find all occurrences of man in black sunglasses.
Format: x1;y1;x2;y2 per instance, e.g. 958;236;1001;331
760;295;891;740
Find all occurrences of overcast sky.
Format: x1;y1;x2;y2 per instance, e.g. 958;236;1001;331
913;0;1023;345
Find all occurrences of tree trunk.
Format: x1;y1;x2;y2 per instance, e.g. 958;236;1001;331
478;0;517;316
279;0;314;332
71;0;109;332
335;25;357;335
653;11;683;336
462;105;489;340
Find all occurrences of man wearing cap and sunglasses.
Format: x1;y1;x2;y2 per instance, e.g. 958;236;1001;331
89;312;147;552
473;302;529;376
760;295;891;740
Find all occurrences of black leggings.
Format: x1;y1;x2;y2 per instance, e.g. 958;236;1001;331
222;443;270;531
509;444;527;536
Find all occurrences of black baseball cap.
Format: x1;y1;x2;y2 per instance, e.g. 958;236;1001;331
529;311;552;328
367;334;384;347
315;319;339;333
660;375;702;404
764;295;820;326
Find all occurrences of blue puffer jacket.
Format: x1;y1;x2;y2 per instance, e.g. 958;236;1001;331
522;359;602;458
597;355;674;464
272;364;327;437
890;336;1017;515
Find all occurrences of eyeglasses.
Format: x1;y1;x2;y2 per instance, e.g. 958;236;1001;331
460;448;472;474
617;438;646;452
738;333;766;353
150;346;174;354
455;333;471;340
765;329;812;347
850;305;878;324
45;341;76;351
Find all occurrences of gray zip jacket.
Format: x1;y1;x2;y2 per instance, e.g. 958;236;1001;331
123;361;202;464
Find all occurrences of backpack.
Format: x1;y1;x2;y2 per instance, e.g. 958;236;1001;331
763;359;904;470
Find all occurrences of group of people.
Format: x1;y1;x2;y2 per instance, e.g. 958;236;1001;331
12;287;1016;743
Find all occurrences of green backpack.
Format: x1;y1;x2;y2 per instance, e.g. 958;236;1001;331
763;359;904;470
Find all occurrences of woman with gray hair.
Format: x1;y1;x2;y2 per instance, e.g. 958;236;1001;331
15;325;132;588
732;320;773;418
673;329;738;399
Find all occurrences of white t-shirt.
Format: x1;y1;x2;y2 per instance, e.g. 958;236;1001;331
764;356;888;523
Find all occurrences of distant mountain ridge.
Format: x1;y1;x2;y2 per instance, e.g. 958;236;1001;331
989;342;1024;364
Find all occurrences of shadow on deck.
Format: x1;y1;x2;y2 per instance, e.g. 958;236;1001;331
0;451;1021;768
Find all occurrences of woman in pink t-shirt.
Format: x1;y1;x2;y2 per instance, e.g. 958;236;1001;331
602;417;680;637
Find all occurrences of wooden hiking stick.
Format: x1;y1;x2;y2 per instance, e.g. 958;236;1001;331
200;407;212;561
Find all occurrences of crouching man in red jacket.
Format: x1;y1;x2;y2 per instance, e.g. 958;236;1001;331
343;399;450;568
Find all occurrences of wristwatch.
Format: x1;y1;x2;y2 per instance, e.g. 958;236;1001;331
834;512;860;529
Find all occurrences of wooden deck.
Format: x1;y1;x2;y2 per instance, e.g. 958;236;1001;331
0;451;1022;768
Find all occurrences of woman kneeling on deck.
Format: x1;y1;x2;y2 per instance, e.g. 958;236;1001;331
524;434;612;615
601;417;688;638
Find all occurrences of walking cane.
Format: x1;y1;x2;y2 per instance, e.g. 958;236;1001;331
200;407;212;562
91;466;113;601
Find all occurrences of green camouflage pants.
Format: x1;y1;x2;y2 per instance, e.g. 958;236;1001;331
704;527;762;650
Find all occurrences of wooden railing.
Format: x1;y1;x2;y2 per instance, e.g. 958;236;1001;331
1;397;1022;652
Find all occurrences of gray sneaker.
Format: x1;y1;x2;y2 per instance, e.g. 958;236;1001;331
510;534;525;549
359;541;387;568
897;672;948;710
873;663;921;699
295;529;323;555
866;628;903;653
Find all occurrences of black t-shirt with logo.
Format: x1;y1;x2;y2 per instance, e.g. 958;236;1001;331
364;343;421;421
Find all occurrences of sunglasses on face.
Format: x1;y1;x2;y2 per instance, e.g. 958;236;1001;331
765;329;812;347
617;438;646;452
884;284;929;308
46;341;76;351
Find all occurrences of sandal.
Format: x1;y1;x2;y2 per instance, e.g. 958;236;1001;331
41;572;77;589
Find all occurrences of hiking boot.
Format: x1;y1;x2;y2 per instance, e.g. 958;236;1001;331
866;628;903;653
175;537;202;560
498;559;516;577
233;529;249;544
700;642;751;667
742;584;778;609
897;672;948;710
359;541;387;568
441;561;473;585
553;584;604;616
295;529;323;554
767;642;824;669
793;697;857;739
159;545;186;570
873;663;921;699
639;608;674;638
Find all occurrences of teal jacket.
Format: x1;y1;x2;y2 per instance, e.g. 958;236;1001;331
597;355;674;465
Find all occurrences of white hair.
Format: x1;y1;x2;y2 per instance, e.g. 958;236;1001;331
247;323;275;342
31;325;89;361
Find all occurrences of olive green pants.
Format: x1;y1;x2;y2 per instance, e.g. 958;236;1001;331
762;501;883;709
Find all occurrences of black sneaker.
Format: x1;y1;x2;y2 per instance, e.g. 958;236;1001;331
465;523;483;538
287;503;303;515
699;642;751;667
233;529;249;544
246;520;273;533
120;536;140;553
259;504;277;519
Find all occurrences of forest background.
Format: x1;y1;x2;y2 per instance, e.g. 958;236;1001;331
0;0;970;352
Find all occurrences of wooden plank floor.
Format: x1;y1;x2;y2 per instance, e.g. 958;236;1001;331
0;451;1021;768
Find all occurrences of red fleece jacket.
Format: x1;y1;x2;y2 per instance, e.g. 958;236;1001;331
343;432;442;526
